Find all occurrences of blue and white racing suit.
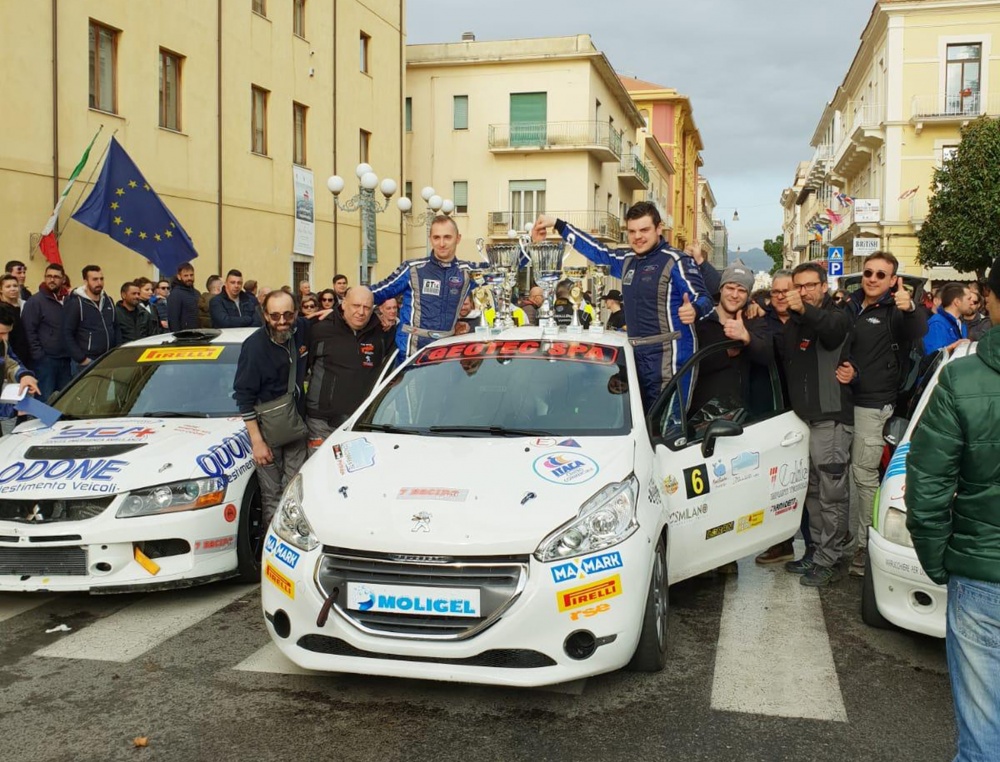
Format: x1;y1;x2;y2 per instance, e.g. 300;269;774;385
554;220;714;410
371;255;475;359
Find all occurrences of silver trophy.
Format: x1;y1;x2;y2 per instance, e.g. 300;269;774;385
483;242;521;329
524;238;566;328
589;265;609;304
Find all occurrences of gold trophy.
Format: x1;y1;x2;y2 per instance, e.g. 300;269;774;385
563;266;588;333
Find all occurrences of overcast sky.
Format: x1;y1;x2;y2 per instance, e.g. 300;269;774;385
407;0;875;251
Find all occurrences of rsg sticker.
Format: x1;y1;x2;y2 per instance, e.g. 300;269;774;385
532;452;599;486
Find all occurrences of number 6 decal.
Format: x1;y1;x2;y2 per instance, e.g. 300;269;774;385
683;464;710;500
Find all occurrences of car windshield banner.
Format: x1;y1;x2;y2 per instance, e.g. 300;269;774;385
414;340;618;366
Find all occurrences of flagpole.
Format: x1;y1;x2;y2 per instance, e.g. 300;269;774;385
60;128;117;241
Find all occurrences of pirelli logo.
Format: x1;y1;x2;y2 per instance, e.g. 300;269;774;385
556;574;622;612
137;346;224;362
265;562;295;599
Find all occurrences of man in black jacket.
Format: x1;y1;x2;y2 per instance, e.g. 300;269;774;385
21;263;71;401
780;263;854;586
167;262;200;332
837;251;928;576
62;265;120;376
211;269;262;329
116;282;156;343
305;286;391;450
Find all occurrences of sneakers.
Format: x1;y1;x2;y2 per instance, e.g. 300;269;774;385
784;550;816;575
849;548;867;578
800;564;845;587
756;540;795;565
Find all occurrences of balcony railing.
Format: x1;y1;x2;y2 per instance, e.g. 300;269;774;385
911;92;1000;119
488;121;623;159
486;210;621;240
618;154;650;188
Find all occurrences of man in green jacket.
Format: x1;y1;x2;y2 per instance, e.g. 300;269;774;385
906;255;1000;761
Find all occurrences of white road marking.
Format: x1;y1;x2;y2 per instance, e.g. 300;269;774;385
234;642;322;675
710;553;848;722
35;584;254;662
0;593;56;624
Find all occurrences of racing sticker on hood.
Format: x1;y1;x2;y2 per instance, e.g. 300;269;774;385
196;429;255;482
532;452;599;486
53;425;158;442
397;488;468;502
333;437;376;474
0;458;126;495
415;340;618;366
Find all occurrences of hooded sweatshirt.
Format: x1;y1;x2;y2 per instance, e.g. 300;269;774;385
62;286;120;363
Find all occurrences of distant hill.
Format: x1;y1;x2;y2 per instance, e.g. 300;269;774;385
727;247;773;273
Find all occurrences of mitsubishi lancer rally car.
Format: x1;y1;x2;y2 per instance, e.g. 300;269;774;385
862;344;964;639
262;327;811;687
0;328;264;593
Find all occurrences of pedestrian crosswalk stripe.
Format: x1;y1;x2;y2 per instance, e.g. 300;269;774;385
0;593;57;624
35;584;254;663
710;551;848;722
234;642;322;675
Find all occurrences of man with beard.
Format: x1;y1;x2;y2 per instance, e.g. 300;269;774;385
22;263;72;400
62;265;119;377
234;290;309;524
167;262;200;332
305;286;392;451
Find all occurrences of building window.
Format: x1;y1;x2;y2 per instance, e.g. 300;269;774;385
88;20;118;113
453;95;468;130
360;129;370;163
252;0;266;16
292;261;311;289
405;97;412;132
360;32;370;73
946;44;981;114
453;182;468;214
292;0;305;37
251;85;268;155
159;49;182;131
509;180;545;231
404;181;412;200
941;144;960;165
509;92;547;147
293;102;307;165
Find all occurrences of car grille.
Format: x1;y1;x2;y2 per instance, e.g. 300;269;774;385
297;634;555;669
316;549;529;641
0;546;88;576
0;497;114;523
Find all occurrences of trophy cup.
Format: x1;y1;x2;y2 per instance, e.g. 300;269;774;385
563;266;588;333
483;241;522;330
588;265;609;334
524;237;566;329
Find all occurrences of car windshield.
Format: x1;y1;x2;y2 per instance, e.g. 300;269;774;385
52;343;241;419
355;339;632;436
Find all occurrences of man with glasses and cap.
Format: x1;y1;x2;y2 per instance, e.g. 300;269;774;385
836;250;928;577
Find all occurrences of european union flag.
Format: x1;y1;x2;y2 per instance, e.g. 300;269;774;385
72;137;198;273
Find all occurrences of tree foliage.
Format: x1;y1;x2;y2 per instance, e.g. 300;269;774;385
918;116;1000;280
763;233;784;275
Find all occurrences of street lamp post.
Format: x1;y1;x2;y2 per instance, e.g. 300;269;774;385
327;163;400;285
398;186;454;255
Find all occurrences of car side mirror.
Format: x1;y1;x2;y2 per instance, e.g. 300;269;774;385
882;416;909;449
701;419;743;458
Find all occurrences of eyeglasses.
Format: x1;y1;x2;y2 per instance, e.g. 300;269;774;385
268;311;296;323
771;289;790;297
795;282;822;291
863;269;891;281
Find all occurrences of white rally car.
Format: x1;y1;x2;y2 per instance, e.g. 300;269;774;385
862;345;965;638
0;328;264;593
262;327;811;687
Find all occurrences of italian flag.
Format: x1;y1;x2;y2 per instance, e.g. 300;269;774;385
38;130;101;265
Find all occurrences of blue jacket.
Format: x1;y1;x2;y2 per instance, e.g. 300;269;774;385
62;287;120;363
233;321;310;423
210;291;262;329
167;282;200;332
923;307;967;355
371;256;474;358
21;287;68;361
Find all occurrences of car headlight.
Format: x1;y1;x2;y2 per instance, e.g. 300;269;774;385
271;474;319;551
882;507;914;549
534;475;639;562
116;477;227;518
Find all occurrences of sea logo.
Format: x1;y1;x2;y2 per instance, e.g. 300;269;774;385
355;585;375;611
533;452;599;486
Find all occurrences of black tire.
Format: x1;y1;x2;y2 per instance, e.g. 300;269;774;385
627;533;669;672
235;476;264;583
861;549;894;630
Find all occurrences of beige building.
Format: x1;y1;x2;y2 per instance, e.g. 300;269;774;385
404;34;649;269
792;0;1000;280
0;0;404;293
780;161;810;268
697;176;716;260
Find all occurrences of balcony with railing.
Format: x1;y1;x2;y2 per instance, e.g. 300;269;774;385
618;154;650;190
806;144;834;188
910;92;1000;132
486;210;621;241
488;121;623;162
833;101;884;179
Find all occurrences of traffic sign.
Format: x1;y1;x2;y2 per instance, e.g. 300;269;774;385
828;259;844;277
827;246;844;261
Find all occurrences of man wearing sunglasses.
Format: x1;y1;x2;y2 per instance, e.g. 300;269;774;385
836;251;928;576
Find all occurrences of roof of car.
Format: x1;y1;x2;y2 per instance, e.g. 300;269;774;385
121;327;258;348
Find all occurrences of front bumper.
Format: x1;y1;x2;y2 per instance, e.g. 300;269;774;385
261;531;655;687
868;530;945;638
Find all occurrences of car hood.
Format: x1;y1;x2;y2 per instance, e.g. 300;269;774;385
301;433;635;555
0;418;252;499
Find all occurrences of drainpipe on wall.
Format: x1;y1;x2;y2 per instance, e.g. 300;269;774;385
216;0;223;274
51;0;59;206
332;1;338;275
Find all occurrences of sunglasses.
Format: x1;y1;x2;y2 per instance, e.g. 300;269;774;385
321;297;334;303
301;302;316;310
268;311;296;322
863;269;891;281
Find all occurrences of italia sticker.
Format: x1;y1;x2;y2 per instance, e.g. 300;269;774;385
532;452;599;486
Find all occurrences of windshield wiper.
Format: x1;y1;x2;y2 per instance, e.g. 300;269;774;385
353;422;419;434
427;425;556;437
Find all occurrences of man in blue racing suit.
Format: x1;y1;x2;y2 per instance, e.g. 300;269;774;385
532;202;715;410
372;216;477;360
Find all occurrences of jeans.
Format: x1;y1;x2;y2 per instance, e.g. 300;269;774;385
33;355;73;403
947;575;1000;762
